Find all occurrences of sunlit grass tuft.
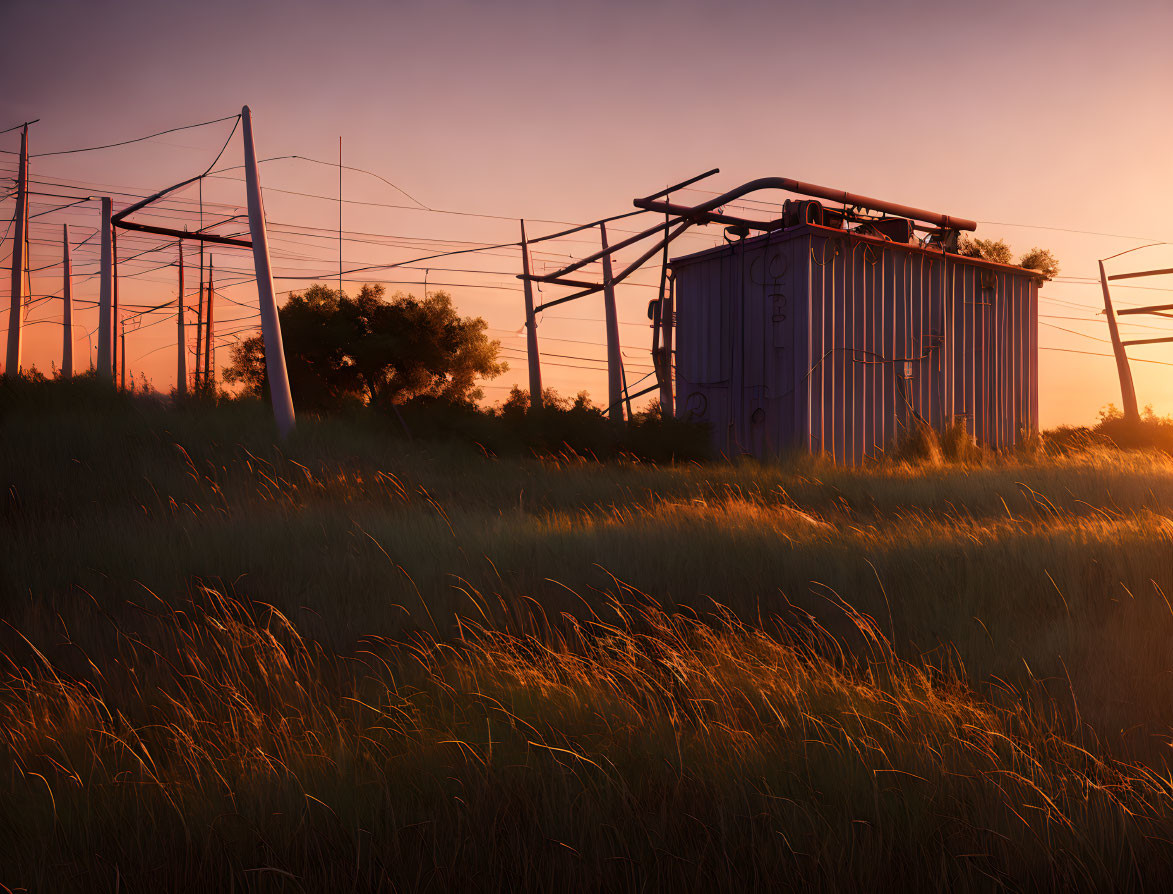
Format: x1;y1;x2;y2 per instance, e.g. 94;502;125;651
4;585;1173;890
6;383;1173;888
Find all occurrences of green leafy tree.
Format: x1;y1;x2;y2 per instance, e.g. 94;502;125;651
1018;247;1060;279
958;236;1059;279
224;284;505;411
958;236;1014;265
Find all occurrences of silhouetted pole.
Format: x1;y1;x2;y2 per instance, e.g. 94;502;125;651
114;227;121;388
1099;259;1139;422
176;240;186;397
242;105;295;436
204;255;214;384
195;250;205;387
599;222;624;422
661;275;674;417
97;197;114;379
62;224;73;378
5;125;28;375
520;219;542;411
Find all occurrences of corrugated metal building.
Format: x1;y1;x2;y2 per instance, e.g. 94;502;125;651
671;222;1042;463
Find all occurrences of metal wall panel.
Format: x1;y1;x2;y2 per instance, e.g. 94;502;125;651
674;233;805;457
672;224;1040;463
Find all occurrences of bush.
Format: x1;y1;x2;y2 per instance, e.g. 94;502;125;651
888;417;943;465
390;388;711;463
1042;404;1173;456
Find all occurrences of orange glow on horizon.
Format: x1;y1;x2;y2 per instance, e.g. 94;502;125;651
3;0;1172;426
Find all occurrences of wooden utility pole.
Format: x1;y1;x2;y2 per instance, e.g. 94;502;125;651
195;252;205;387
653;204;674;418
661;275;674;417
204;256;214;385
5;124;28;375
599;222;624;422
242;105;296;436
338;135;343;295
113;227;121;387
176;240;186;397
97;197;114;379
520;220;543;411
1099;259;1139;422
62;224;73;378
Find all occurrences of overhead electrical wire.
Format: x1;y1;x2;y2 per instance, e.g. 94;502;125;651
9;121;1173;407
2;114;240;159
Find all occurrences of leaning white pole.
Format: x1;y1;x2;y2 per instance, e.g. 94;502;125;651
1099;259;1139;423
599;222;624;422
96;197;114;379
61;224;73;378
519;219;543;411
176;240;186;397
5;125;28;375
242;106;295;437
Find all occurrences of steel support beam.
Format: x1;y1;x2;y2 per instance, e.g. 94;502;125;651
1121;336;1173;347
113;219;252;248
1108;267;1173;282
1116;303;1173;316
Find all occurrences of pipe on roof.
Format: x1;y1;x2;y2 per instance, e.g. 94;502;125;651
634;177;977;232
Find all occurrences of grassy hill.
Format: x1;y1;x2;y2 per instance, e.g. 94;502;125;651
4;379;1173;890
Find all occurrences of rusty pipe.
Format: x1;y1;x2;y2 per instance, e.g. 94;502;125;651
635;177;976;232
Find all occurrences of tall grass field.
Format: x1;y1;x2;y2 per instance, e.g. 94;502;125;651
5;378;1173;890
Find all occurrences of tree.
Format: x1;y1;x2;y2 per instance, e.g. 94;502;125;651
1018;247;1060;279
958;236;1059;279
224;284;506;411
958;236;1014;265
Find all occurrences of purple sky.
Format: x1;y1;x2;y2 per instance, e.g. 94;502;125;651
2;0;1172;423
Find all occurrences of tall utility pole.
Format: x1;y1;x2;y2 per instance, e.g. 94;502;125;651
113;227;120;387
1099;259;1139;422
242;104;296;437
653;206;674;418
338;135;343;295
599;222;624;422
197;183;205;387
204;256;214;385
61;224;73;378
5;124;28;375
519;220;542;411
661;275;674;417
195;249;205;387
97;197;114;379
176;240;186;397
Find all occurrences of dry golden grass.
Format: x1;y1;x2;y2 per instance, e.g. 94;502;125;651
4;382;1173;889
6;585;1173;890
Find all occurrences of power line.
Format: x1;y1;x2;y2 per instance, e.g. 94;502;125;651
979;221;1166;242
212;154;429;210
9;114;239;159
0;120;39;136
1041;345;1173;367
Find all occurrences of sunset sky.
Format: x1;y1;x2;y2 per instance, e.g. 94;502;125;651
2;0;1171;425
